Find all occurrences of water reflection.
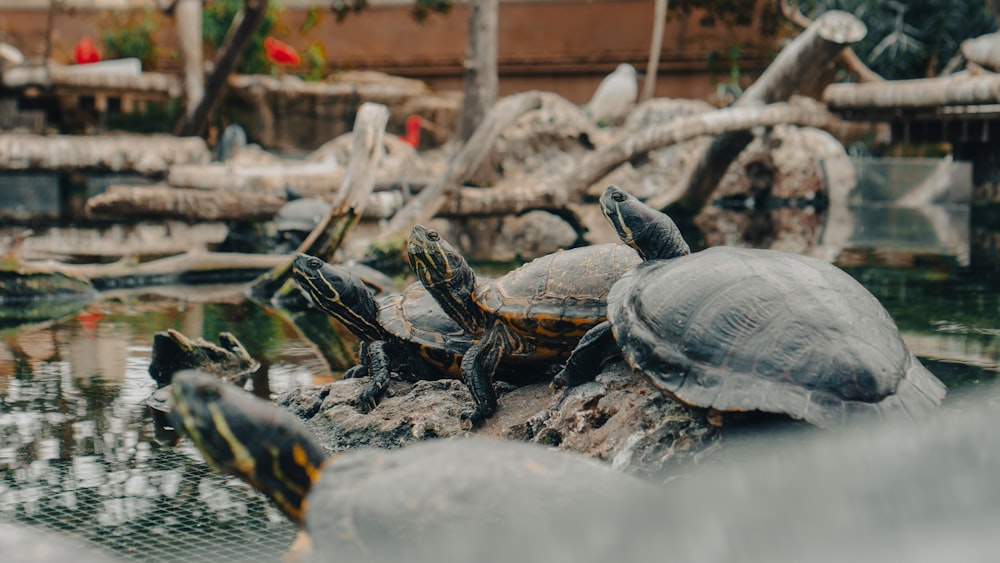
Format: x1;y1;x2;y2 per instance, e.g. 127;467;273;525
0;291;344;560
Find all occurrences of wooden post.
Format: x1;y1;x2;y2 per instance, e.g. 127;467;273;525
176;0;205;129
641;0;668;102
174;0;269;137
457;0;499;142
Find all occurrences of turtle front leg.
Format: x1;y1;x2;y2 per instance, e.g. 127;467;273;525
355;340;391;412
459;323;512;429
552;321;619;388
342;342;370;379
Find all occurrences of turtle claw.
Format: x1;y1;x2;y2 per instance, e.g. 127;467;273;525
459;405;491;430
353;385;382;413
550;370;568;389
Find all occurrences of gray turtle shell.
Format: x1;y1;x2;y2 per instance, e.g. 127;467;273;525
305;437;651;560
608;247;946;427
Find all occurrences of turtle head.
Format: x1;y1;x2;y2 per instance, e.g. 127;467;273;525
168;370;328;525
600;185;690;261
292;253;389;342
407;225;486;334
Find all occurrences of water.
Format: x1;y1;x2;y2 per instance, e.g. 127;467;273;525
1;165;998;560
0;289;341;561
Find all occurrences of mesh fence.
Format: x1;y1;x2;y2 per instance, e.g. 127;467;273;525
0;354;297;562
0;440;296;562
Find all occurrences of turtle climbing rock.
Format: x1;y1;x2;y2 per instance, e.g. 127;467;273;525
407;225;641;427
291;254;537;409
168;369;654;562
554;185;947;428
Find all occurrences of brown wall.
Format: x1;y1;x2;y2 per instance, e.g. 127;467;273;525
0;0;780;103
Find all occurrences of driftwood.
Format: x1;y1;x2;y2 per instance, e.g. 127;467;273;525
0;134;209;174
247;102;389;298
11;250;288;294
680;10;866;210
824;73;1000;111
421;98;840;220
961;33;1000;72
778;0;883;83
85;184;288;221
374;90;545;243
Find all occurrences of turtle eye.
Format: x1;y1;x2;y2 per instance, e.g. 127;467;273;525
427;230;439;241
306;258;322;269
612;190;626;202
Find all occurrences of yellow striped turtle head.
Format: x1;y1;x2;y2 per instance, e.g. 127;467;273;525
407;224;486;334
168;370;328;524
599;185;690;261
292;253;390;343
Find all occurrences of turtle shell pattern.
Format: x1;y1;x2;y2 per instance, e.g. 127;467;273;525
378;281;474;378
608;247;946;427
474;243;640;354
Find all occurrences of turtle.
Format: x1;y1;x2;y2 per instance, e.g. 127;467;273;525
553;185;947;428
291;253;533;410
407;225;641;427
144;328;260;434
167;369;654;562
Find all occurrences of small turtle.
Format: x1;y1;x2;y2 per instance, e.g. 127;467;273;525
554;186;947;428
407;225;641;426
144;329;260;432
168;369;652;562
291;254;533;409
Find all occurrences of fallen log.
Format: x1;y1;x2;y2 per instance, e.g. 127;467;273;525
85;184;287;221
679;10;866;210
416;98;840;221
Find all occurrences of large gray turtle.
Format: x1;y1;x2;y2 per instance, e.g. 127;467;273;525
168;370;653;562
554;185;946;428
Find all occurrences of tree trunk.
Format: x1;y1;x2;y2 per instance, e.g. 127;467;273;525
175;0;205;129
173;0;269;137
679;10;865;210
641;0;668;102
456;0;499;142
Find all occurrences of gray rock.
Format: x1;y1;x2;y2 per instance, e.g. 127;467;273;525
279;361;719;479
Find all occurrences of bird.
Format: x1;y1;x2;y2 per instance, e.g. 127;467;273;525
73;37;101;65
215;123;247;163
263;36;300;74
585;63;638;125
398;115;422;149
0;43;24;68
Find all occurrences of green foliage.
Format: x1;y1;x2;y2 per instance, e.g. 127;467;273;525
102;9;159;69
304;44;327;81
301;4;322;33
671;0;758;28
330;0;369;22
202;0;281;75
328;0;450;23
411;0;452;22
797;0;998;79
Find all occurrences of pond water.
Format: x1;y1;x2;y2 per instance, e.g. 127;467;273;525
1;168;999;560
